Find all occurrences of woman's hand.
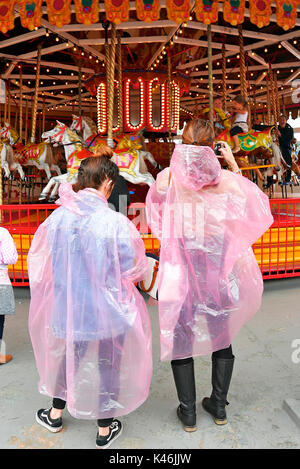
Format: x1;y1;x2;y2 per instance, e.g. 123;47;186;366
218;141;240;173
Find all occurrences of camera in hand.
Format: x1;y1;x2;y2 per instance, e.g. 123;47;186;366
214;142;223;156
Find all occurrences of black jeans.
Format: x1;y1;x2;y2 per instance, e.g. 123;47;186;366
52;397;113;428
51;335;124;428
0;315;4;341
280;146;292;181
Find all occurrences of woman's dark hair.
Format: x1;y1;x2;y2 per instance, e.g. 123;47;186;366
73;155;119;192
182;118;215;146
234;94;248;107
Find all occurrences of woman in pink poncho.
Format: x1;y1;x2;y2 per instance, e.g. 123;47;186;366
28;155;152;449
146;119;273;431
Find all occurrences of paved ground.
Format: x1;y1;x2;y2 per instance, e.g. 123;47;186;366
0;278;300;449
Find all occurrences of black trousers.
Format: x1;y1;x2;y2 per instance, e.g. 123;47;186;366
51;335;124;428
171;297;235;366
52;397;113;428
0;315;4;341
280;146;292;181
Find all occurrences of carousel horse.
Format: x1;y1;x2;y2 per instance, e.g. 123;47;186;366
70;115;161;174
40;121;156;202
201;106;231;132
0;123;61;180
216;126;285;183
0;140;25;180
39;122;92;201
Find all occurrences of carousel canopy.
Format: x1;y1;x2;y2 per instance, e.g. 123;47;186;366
0;1;299;120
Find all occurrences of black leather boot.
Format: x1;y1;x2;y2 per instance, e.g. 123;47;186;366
202;356;234;425
171;359;197;432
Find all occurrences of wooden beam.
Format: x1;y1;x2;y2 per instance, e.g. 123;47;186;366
0;53;94;74
0;29;46;49
281;41;300;61
147;0;195;70
40;19;105;61
9;74;80;81
248;51;268;67
174;37;239;51
60;19;177;32
187;21;279;42
177;29;300;70
190;61;300;77
79;36;168;46
19;43;72;60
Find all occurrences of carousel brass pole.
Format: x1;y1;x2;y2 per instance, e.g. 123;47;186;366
117;31;123;134
42;97;45;134
7;81;11;126
107;23;116;148
168;51;173;159
274;71;280;120
282;95;286;116
31;44;42;143
25;97;29;144
238;25;250;125
207;24;213;129
104;22;111;135
14;106;18;129
19;65;23;142
4;81;7;123
253;86;257;123
78;59;82;117
266;76;271;125
269;67;279;144
222;43;227;111
238;25;247;98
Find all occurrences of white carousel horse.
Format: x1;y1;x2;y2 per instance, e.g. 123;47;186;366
0;140;25;180
70;115;161;179
40;121;158;201
0;123;61;180
39;122;89;201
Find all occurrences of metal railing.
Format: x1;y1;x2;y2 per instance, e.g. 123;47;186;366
1;198;300;286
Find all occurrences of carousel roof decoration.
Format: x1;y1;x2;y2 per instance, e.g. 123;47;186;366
0;1;299;121
0;1;299;32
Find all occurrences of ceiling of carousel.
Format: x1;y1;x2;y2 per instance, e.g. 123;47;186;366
0;1;299;118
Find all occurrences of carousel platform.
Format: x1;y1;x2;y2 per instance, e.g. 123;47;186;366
0;279;299;449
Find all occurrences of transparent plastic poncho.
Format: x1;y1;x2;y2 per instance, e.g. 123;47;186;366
28;184;152;420
146;144;273;361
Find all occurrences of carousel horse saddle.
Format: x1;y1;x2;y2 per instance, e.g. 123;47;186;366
217;127;273;153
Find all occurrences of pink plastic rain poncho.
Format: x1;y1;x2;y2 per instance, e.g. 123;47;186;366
146;144;273;361
28;184;152;420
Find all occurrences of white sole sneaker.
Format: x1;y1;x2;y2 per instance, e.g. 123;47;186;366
35;411;63;433
96;423;123;449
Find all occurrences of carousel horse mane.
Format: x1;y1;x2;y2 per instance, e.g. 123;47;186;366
83;116;97;134
2;123;19;143
65;126;84;143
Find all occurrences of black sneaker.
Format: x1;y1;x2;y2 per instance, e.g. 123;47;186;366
96;420;122;449
36;408;63;433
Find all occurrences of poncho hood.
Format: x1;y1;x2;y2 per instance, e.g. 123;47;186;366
170;144;222;191
56;182;108;216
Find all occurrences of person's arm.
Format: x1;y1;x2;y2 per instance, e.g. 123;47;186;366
0;228;18;265
288;126;294;142
218;142;241;174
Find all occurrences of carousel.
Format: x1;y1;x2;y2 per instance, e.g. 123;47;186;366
0;0;300;285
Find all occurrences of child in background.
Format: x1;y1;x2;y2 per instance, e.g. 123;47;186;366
0;227;18;365
230;95;248;153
